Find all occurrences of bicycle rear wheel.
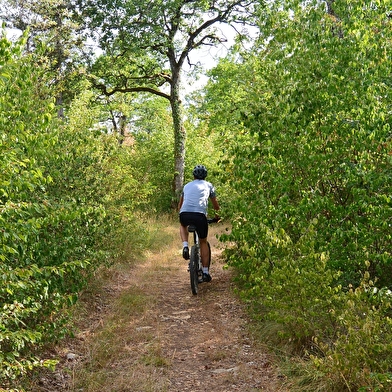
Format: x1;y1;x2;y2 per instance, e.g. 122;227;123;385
189;245;199;295
207;241;211;269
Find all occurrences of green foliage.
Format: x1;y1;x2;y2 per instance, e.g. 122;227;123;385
0;34;148;386
203;1;392;390
78;0;259;196
313;277;392;391
1;0;88;108
184;118;221;182
0;33;65;382
123;95;175;212
110;92;223;213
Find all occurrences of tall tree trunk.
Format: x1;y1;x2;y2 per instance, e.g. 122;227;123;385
170;67;186;206
119;113;127;145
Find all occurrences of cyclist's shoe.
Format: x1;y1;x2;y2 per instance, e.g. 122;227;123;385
183;246;189;260
202;273;212;282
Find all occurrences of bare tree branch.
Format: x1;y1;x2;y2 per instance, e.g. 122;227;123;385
93;82;171;100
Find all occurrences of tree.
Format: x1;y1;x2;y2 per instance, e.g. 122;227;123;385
0;0;87;116
77;0;258;203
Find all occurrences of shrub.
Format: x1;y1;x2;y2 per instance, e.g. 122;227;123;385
0;33;148;385
204;1;392;390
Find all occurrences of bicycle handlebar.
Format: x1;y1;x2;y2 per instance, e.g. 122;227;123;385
207;217;220;224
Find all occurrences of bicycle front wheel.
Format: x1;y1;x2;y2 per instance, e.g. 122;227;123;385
189;245;199;295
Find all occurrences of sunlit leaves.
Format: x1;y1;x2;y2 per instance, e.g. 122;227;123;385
202;1;392;389
0;35;148;385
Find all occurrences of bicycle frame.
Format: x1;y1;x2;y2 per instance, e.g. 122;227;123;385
188;218;215;295
188;224;202;295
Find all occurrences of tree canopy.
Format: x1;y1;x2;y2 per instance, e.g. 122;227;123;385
76;0;258;199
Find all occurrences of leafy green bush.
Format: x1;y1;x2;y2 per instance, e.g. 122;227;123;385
313;276;392;391
203;1;392;390
0;32;60;381
0;32;148;385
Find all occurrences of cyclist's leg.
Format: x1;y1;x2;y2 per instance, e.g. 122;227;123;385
199;237;212;282
179;223;188;243
179;213;189;241
199;237;210;268
195;215;209;268
179;213;190;259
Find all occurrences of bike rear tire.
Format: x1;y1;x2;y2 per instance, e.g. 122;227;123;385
189;245;199;295
207;241;211;269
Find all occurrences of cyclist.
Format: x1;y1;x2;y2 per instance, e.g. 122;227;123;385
178;165;220;282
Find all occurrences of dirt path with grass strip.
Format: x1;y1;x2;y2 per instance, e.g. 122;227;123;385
33;222;288;392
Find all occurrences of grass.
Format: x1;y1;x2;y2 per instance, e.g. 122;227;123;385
72;287;154;387
22;215;291;392
16;215;178;392
66;215;178;392
140;343;171;367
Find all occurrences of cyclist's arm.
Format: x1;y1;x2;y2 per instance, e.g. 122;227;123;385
211;197;220;211
178;194;184;211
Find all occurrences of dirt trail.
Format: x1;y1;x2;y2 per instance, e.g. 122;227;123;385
33;223;287;392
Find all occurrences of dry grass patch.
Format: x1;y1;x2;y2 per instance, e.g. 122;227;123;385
72;287;154;387
68;216;179;392
24;217;287;392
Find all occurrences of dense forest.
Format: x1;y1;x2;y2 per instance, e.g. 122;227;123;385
1;0;391;391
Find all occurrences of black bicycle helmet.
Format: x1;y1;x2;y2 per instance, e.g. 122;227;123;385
193;165;208;179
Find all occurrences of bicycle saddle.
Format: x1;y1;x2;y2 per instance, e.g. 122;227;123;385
188;225;197;232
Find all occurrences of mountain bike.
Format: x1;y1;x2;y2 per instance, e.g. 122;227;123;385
188;218;219;295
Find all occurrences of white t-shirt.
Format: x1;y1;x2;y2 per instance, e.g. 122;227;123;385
179;180;216;215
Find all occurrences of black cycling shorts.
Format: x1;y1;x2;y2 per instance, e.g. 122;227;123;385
179;212;208;239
